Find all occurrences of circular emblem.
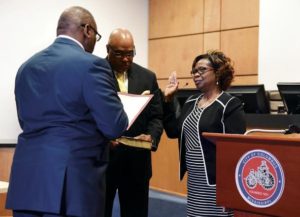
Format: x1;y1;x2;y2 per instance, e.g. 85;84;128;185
235;149;285;208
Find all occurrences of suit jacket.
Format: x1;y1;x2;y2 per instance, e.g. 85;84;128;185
111;63;163;179
163;92;246;183
6;37;128;217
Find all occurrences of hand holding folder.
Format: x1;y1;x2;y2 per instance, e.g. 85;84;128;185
116;135;152;150
116;92;153;149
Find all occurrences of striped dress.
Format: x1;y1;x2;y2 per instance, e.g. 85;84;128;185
183;105;233;217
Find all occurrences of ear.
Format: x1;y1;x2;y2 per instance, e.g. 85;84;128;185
106;44;110;53
82;24;92;39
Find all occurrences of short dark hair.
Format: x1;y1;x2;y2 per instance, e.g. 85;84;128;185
192;50;234;91
57;6;95;36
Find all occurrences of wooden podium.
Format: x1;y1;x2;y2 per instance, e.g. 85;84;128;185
203;132;300;217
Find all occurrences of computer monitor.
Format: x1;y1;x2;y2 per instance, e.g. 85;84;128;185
226;84;270;114
175;88;200;107
277;82;300;114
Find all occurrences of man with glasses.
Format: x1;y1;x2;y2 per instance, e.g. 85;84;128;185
80;23;102;42
6;6;128;217
104;28;163;217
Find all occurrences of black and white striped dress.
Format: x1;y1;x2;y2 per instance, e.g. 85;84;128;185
183;105;233;217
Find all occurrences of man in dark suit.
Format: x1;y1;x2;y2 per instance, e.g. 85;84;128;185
104;29;163;217
6;6;128;217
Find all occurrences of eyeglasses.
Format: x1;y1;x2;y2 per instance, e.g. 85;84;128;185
81;24;102;42
191;66;214;76
108;45;136;58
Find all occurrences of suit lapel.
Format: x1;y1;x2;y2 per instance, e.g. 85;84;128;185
127;66;138;94
113;75;120;92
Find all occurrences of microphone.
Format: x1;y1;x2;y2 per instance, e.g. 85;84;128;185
285;124;300;134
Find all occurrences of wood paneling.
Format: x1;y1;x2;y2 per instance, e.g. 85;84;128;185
0;148;14;181
158;78;195;90
158;75;258;94
149;34;203;79
221;27;259;75
0;193;12;216
221;0;259;30
150;133;187;196
149;0;204;38
204;32;220;52
233;75;258;85
204;0;221;32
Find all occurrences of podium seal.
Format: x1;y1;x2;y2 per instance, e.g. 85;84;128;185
235;149;285;208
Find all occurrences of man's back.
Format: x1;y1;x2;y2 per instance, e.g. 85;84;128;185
16;38;110;150
7;37;128;216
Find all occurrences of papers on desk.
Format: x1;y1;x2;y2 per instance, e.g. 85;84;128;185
118;92;153;130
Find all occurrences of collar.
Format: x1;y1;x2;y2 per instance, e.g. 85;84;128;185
57;35;84;50
114;71;128;80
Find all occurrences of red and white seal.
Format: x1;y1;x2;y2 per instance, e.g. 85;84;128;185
235;149;285;208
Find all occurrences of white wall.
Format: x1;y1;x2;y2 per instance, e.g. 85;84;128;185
0;0;148;141
6;1;299;141
259;0;300;90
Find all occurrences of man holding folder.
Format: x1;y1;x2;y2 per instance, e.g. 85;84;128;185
6;7;128;217
104;28;163;217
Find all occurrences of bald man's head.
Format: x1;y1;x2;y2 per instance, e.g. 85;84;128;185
108;28;134;48
107;28;136;73
56;6;99;53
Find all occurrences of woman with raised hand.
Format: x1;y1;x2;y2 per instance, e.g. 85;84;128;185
162;50;246;217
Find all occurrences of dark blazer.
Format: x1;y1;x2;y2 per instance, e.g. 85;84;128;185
111;62;163;178
163;92;246;184
6;37;128;217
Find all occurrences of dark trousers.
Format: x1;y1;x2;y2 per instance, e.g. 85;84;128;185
105;147;151;217
13;210;78;217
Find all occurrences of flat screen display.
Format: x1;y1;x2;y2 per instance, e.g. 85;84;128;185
277;82;300;114
226;85;270;114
